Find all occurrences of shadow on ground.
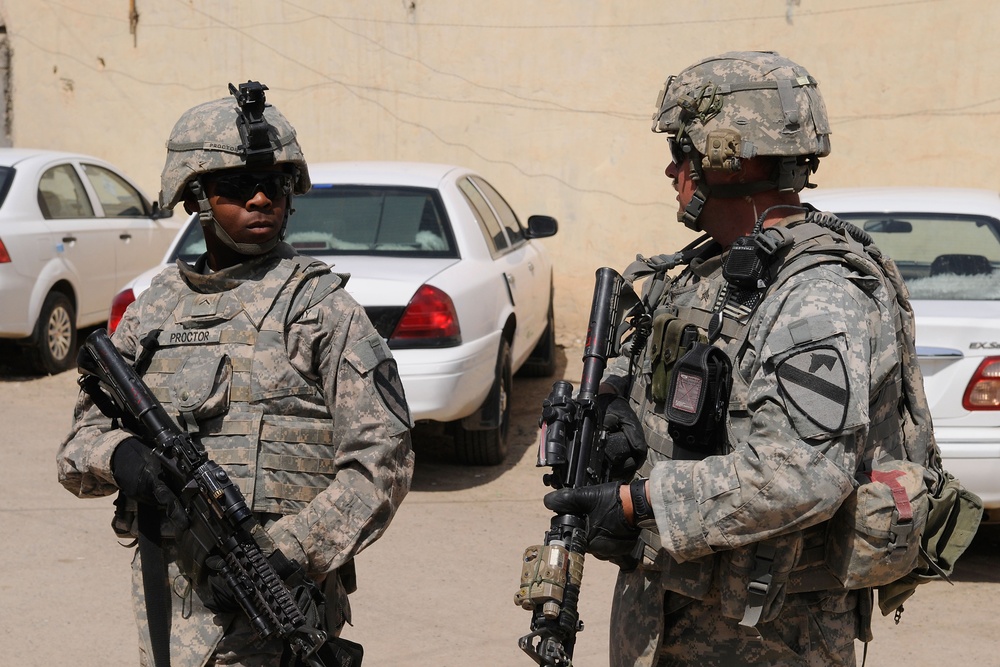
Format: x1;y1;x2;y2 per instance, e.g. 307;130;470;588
408;345;572;493
951;522;1000;583
0;325;102;381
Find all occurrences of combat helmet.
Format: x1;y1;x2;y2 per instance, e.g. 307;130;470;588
651;51;831;229
159;81;311;255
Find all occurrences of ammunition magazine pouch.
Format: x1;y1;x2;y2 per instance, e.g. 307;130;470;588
665;342;732;456
649;311;705;402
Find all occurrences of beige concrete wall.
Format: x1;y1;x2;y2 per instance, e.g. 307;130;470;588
4;0;999;339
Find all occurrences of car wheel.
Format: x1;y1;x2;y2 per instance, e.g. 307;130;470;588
28;291;76;375
453;337;512;466
518;295;557;378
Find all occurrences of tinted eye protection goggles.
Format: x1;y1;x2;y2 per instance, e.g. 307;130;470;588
208;172;294;201
669;137;693;166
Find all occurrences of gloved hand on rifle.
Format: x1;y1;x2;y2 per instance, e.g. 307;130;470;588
544;480;652;566
111;437;188;529
597;393;647;480
203;555;240;614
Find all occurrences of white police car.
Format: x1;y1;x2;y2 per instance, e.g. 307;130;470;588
109;162;559;466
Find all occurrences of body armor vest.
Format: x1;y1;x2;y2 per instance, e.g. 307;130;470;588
630;214;919;617
137;254;343;517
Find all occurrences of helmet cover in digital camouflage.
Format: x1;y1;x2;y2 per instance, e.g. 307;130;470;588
159;86;311;210
651;51;831;164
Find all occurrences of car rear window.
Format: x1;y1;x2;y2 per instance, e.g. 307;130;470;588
837;212;1000;300
287;185;458;258
0;166;13;209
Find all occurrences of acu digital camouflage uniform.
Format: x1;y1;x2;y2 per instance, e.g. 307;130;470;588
600;52;935;666
57;85;414;666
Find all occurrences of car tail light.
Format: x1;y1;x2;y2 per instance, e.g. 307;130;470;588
962;356;1000;410
0;237;10;263
388;284;461;347
108;288;136;334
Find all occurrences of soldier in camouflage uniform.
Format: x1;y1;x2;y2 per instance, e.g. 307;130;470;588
545;51;933;666
57;82;414;666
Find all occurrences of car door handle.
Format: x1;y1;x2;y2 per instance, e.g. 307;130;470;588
119;233;132;240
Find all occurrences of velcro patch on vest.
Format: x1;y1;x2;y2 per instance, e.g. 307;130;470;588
776;346;850;434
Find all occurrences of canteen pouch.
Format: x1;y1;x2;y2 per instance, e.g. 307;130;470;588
877;470;983;616
825;459;928;589
664;341;732;455
649;311;705;403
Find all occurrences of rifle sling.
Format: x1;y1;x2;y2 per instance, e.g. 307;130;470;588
138;502;172;667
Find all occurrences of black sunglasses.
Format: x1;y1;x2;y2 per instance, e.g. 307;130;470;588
669;138;692;166
208;171;294;202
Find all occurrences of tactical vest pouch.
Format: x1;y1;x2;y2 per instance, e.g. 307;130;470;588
169;353;233;425
664;342;732;455
877;470;983;616
648;311;705;403
824;459;928;589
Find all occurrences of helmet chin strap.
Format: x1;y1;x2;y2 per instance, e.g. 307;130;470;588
677;156;788;231
678;160;710;231
189;178;281;256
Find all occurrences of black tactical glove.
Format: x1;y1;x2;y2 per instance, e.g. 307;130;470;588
544;482;640;563
110;437;187;528
597;393;647;480
204;555;240;614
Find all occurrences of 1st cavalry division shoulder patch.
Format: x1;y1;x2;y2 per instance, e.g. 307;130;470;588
776;346;850;434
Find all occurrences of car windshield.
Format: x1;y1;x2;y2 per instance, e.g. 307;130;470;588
170;184;458;263
288;185;457;257
837;212;1000;300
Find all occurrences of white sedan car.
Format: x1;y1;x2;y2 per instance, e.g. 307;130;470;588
804;187;1000;519
0;148;181;374
109;161;559;465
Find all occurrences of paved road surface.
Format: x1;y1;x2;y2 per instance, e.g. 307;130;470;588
2;337;997;665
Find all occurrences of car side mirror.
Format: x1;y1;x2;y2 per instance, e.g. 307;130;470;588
525;214;558;239
151;201;174;220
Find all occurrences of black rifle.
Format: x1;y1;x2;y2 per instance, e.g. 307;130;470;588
77;328;360;667
515;268;648;666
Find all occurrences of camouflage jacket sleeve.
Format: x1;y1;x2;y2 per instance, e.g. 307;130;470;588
649;262;897;562
56;307;144;498
269;287;415;577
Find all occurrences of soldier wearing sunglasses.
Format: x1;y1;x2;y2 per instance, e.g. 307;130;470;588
58;82;414;666
542;52;947;666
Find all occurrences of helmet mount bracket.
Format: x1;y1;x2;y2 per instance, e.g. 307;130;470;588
228;81;276;168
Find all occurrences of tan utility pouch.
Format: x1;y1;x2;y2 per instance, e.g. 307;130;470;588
825;459;928;589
